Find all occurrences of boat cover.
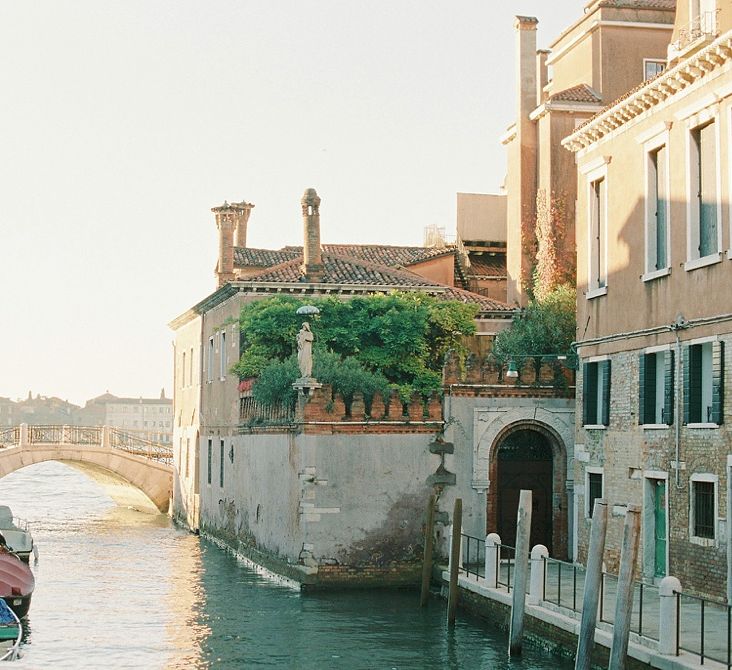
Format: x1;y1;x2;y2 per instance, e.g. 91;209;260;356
0;600;15;626
0;508;13;529
0;555;34;598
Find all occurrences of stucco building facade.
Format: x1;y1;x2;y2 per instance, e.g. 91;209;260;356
564;1;732;599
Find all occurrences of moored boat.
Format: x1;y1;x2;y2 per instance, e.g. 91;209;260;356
0;598;21;661
0;553;34;620
0;507;34;565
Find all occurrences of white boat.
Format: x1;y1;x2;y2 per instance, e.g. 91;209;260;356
0;508;34;565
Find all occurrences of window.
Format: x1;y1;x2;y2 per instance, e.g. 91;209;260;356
690;476;717;541
182;350;187;387
189;347;194;386
646;144;669;273
589;176;608;293
684;340;724;425
644;59;665;80
688;121;719;262
185;437;190;479
220;331;227;380
583;360;611;426
207;338;214;383
639;350;674;425
207;439;212;485
219;438;225;487
586;470;604;518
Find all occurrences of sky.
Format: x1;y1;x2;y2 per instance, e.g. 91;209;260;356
0;1;582;406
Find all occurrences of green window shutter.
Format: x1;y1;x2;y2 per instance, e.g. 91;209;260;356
683;345;690;424
712;341;725;425
584;362;598;425
601;360;612;426
638;353;646;425
644;354;657;424
663;350;675;425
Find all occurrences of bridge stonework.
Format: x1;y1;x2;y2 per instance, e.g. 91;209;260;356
0;425;173;513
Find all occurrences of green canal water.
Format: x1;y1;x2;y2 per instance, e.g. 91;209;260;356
2;462;575;669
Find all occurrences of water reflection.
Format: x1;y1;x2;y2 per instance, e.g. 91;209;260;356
0;462;573;669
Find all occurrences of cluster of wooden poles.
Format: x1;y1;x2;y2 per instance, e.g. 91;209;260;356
420;492;641;670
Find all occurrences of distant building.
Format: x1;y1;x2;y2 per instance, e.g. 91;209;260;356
78;390;172;444
12;392;80;425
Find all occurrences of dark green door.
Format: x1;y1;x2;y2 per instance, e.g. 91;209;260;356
654;480;667;578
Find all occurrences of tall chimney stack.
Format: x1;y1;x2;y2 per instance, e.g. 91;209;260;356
301;188;323;282
212;200;253;288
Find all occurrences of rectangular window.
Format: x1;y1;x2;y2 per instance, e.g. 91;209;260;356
219;439;224;488
583;360;611;426
185;437;190;479
647;145;669;272
644;59;665;80
639;350;674;425
689;121;718;260
182;351;187;387
692;479;715;540
207;439;212;485
589;176;607;292
587;471;604;518
207;338;214;383
220;331;227;380
189;347;194;386
684;341;724;425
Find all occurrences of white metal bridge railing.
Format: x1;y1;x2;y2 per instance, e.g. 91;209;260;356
0;425;172;466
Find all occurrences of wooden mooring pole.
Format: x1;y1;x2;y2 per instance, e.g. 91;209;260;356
575;499;608;670
420;494;436;607
608;504;641;670
447;498;462;626
509;489;532;657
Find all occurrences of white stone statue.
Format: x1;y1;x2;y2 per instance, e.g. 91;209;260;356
297;322;314;378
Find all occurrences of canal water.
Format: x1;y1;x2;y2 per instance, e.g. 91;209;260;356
1;461;574;669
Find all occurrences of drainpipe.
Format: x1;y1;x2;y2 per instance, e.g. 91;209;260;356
669;315;688;489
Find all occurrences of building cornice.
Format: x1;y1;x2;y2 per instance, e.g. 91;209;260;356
563;29;732;153
529;100;604;121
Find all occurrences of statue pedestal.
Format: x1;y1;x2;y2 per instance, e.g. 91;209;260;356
292;378;322;394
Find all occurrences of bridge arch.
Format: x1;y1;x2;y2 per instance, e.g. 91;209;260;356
0;444;172;513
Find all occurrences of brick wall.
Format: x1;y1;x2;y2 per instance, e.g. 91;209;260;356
575;334;731;598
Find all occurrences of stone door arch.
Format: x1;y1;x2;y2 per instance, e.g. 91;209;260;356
487;420;568;559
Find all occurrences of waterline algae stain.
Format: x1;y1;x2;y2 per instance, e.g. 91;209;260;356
1;462;573;669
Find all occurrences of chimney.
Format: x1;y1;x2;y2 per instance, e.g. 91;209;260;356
515;16;538;118
536;49;550;105
232;200;254;248
212;200;253;288
301;188;323;282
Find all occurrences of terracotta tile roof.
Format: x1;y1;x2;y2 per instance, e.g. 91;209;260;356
550;84;602;104
242;252;513;312
281;244;454;267
596;0;675;9
439;287;513;312
466;255;507;278
245;252;439;287
234;247;299;267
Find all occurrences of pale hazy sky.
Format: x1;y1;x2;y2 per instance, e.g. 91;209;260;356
1;1;581;406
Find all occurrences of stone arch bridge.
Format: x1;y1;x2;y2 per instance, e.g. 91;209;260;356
0;425;173;512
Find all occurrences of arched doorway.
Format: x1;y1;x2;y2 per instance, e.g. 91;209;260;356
486;421;567;559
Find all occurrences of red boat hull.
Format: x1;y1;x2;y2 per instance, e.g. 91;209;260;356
0;554;34;619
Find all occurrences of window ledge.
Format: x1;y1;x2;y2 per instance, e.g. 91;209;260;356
687;423;719;429
642;268;671;282
586;287;608;300
689;536;716;547
684;253;722;272
642;424;671;430
584;424;607;431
